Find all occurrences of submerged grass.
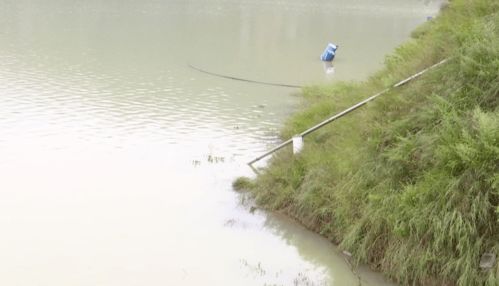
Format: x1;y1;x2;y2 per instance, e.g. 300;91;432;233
241;0;499;285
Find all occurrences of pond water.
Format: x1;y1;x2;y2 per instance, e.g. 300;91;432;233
0;0;440;285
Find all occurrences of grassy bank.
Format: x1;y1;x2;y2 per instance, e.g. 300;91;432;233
236;0;499;285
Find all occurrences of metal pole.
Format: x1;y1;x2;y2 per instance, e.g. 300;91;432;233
299;88;390;137
248;59;448;165
247;138;293;165
394;59;448;88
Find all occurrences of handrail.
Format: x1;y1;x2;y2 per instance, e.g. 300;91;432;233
248;59;448;166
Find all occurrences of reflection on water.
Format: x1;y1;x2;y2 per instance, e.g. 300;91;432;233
0;0;440;285
323;62;336;77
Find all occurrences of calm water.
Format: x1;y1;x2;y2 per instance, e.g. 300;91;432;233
0;1;440;285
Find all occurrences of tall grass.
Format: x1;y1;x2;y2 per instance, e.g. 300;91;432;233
242;0;499;284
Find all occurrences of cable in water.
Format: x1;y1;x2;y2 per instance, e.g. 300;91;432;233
188;64;303;89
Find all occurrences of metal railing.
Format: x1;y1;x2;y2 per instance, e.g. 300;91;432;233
248;59;448;166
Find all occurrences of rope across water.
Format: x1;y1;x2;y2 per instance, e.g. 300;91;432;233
188;64;303;89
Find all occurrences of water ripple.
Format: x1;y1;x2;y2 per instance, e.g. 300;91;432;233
0;50;288;164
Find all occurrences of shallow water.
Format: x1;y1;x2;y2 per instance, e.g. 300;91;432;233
0;0;440;285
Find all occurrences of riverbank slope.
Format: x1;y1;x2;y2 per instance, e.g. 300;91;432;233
236;0;499;285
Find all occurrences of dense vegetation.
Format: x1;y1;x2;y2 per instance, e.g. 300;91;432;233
236;0;499;284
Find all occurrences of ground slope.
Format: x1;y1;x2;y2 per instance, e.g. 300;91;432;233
237;0;499;285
